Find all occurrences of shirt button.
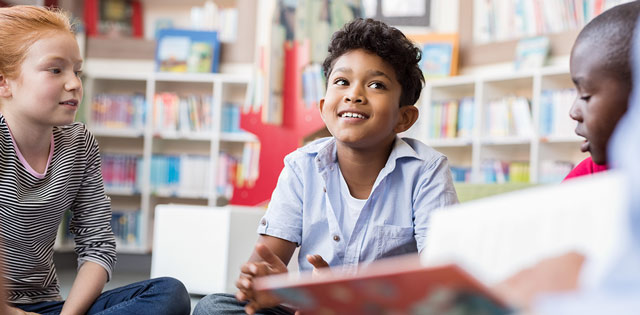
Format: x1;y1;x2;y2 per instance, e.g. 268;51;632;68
260;218;267;226
323;187;327;193
333;235;340;242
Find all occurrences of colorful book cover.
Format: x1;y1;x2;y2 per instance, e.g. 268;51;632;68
514;36;550;70
254;255;509;315
422;42;454;79
156;29;220;73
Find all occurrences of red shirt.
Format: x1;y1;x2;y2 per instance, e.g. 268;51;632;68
563;157;609;181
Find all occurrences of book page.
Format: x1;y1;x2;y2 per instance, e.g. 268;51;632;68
422;172;630;289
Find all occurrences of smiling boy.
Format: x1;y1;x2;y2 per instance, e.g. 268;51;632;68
564;1;640;180
194;18;458;315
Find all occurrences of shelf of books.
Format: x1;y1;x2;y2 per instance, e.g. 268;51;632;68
55;72;257;254
419;66;588;185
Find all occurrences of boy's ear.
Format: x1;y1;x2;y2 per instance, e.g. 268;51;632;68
393;105;419;133
0;74;12;98
318;98;326;121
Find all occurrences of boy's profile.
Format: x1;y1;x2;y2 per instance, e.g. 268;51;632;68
565;1;640;180
194;18;458;315
495;2;640;310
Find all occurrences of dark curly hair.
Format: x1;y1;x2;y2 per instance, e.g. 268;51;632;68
322;18;424;107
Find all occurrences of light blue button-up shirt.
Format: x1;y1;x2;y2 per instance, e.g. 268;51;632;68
257;136;458;274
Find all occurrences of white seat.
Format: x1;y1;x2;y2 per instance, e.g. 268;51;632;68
150;204;265;295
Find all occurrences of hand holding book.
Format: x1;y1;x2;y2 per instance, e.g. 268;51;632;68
306;254;330;279
493;251;585;310
236;243;289;314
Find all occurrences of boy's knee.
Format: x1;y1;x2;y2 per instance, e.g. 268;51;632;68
153;277;191;314
194;293;243;315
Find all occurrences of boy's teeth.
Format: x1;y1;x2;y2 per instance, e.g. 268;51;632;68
341;112;365;119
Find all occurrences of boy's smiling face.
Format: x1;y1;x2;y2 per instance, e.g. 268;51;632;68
569;41;631;165
319;49;416;150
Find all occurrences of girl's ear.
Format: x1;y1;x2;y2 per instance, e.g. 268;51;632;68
0;75;12;98
393;105;419;133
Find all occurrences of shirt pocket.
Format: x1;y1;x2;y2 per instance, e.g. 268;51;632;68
374;225;418;259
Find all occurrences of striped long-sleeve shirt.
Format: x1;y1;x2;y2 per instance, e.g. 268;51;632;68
0;113;116;304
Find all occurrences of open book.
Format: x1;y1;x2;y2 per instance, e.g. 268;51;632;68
254;172;628;314
254;254;509;315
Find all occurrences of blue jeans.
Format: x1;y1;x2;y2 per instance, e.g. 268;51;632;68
14;277;190;315
193;293;294;315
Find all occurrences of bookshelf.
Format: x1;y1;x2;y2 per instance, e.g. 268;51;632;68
55;71;255;254
416;66;588;185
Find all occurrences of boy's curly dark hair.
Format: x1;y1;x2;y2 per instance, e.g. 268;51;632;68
322;18;424;107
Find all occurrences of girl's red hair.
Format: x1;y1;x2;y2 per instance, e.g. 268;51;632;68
0;5;74;79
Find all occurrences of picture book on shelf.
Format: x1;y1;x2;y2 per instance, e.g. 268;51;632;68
408;33;459;79
514;36;550;70
254;255;510;315
156;29;221;73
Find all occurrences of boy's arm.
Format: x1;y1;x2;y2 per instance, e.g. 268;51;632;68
60;261;107;315
238;153;306;313
236;235;297;315
413;156;459;253
247;235;297;265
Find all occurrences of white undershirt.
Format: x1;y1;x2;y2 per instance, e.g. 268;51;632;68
338;167;367;242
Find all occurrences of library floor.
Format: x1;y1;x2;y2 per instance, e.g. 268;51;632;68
54;253;204;314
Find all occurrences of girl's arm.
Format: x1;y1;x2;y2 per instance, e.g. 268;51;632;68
60;261;107;315
0;240;8;315
1;240;38;315
61;127;115;315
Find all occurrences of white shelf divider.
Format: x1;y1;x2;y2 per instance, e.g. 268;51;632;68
420;66;588;184
77;71;255;253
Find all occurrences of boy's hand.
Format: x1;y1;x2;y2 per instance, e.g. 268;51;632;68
236;243;288;314
306;254;330;278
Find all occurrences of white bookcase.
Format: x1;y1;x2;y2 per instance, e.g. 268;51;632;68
64;71;257;254
410;66;588;184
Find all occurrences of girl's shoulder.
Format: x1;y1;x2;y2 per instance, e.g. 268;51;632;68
53;122;98;151
53;122;90;139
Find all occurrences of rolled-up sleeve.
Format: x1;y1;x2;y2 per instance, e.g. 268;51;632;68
257;154;304;245
413;155;459;253
69;129;116;280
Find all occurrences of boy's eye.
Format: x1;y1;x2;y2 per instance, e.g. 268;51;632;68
75;70;83;77
334;78;348;86
49;68;61;74
369;82;386;89
580;95;591;102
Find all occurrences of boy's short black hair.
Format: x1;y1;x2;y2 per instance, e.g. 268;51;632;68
575;1;640;83
322;18;424;106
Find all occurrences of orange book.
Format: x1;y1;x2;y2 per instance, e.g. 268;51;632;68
254;255;509;315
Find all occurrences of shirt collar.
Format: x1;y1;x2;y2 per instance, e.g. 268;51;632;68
303;136;423;172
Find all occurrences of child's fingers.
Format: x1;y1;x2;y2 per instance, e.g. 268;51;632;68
306;254;329;269
240;262;259;276
243;292;282;314
235;275;255;301
244;302;257;315
235;289;248;302
255;243;288;272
